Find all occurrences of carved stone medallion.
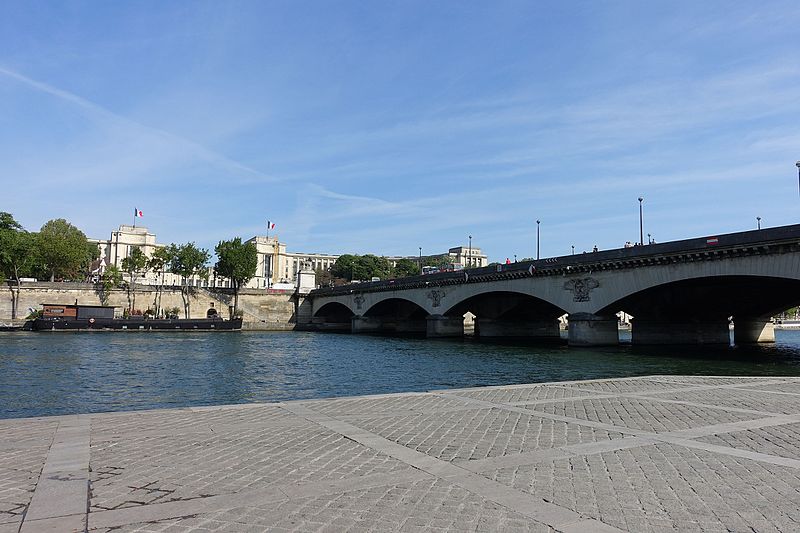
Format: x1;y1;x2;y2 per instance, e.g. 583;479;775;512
563;277;599;302
353;295;365;310
426;289;446;308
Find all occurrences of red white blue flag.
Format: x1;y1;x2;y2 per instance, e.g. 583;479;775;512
134;208;143;218
267;220;275;230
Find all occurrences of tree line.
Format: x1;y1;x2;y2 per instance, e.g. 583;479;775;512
321;253;454;285
0;212;258;319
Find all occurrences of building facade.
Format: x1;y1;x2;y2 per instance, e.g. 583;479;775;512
92;225;489;289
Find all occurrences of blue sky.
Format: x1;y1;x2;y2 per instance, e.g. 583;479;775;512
1;1;799;262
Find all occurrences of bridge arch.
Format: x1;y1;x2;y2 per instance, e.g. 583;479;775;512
311;301;355;332
598;275;800;344
443;290;567;340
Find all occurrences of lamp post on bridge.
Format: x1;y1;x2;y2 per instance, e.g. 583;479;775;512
418;246;422;273
796;161;800;197
536;220;540;260
638;197;644;246
468;235;472;269
757;216;762;230
571;244;574;255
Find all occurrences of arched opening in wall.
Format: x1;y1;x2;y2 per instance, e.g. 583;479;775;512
359;298;428;336
601;276;800;345
444;291;567;342
313;302;355;332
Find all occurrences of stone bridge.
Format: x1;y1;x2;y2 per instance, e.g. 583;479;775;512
301;225;800;346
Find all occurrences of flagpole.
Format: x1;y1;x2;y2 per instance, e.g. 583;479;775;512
133;209;136;228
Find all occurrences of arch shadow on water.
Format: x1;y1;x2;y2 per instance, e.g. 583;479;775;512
2;329;800;419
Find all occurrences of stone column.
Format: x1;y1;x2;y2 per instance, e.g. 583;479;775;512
426;314;464;338
734;320;775;343
631;320;731;345
567;313;619;346
475;318;561;340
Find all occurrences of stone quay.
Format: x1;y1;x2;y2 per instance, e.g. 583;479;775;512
3;375;800;532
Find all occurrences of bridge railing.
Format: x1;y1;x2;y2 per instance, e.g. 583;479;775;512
310;224;800;297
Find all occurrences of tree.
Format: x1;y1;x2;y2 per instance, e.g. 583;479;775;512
169;242;209;318
315;267;334;287
97;265;122;306
214;238;258;316
392;258;420;278
426;254;454;269
148;246;174;317
37;219;92;281
121;247;149;313
0;214;37;318
330;254;391;281
0;212;22;231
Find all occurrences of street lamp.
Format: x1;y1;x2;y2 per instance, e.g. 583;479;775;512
468;235;472;268
571;244;575;255
536;220;541;260
796;161;800;197
757;216;762;230
647;233;651;245
638;197;644;246
418;246;422;272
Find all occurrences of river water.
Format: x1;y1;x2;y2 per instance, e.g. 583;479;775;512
2;330;800;419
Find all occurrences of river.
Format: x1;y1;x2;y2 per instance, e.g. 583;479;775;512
2;330;800;419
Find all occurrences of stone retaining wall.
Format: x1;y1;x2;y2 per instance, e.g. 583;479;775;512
2;282;302;329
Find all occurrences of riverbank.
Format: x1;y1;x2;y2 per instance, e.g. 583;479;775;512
3;375;800;532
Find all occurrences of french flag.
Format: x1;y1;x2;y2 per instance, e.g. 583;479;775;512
267;220;275;230
134;208;143;218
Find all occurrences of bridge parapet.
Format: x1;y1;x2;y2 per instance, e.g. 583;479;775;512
310;224;800;299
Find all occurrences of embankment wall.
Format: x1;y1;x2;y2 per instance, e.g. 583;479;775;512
1;283;301;330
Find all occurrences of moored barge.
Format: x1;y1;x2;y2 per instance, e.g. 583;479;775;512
28;304;242;331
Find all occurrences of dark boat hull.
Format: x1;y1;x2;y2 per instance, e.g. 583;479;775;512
30;317;243;331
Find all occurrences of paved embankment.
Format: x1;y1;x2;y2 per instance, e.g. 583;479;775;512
3;375;800;532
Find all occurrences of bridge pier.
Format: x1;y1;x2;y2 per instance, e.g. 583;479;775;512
567;313;619;346
351;316;385;334
631;320;731;345
311;316;351;332
426;314;464;338
476;318;561;340
734;320;775;343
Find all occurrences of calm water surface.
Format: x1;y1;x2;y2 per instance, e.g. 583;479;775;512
2;330;800;419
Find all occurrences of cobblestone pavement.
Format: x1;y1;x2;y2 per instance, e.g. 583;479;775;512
5;376;800;532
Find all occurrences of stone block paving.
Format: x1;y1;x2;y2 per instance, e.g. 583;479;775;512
0;418;57;525
351;408;626;462
6;375;800;532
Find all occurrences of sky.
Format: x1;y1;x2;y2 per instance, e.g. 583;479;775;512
1;1;799;262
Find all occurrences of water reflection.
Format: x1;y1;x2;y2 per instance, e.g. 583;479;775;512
1;330;800;419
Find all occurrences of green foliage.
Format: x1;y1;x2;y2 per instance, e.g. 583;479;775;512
37;218;92;281
148;245;173;274
331;254;392;281
169;242;210;318
169;242;210;281
214;238;258;290
392;258;420;278
425;255;454;269
214;237;258;314
0;212;22;231
121;247;149;278
121;247;149;311
315;267;334;286
0;225;37;282
97;265;123;305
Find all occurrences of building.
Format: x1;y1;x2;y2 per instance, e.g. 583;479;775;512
92;225;489;289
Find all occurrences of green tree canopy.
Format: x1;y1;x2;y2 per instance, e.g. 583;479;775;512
169;242;210;318
392;258;420;278
121;247;149;312
0;216;39;319
214;237;258;314
425;254;454;269
37;218;92;281
0;212;22;231
331;254;392;281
